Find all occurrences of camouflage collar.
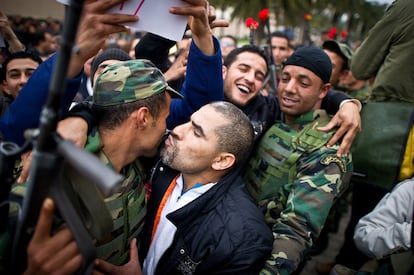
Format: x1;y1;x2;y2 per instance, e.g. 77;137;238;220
283;109;329;127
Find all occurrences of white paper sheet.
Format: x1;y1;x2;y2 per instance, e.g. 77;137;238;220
57;0;188;41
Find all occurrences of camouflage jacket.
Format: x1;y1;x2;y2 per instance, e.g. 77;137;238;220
84;129;148;265
3;129;148;268
345;83;372;104
245;110;353;275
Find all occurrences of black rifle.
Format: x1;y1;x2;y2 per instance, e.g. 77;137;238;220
0;0;123;274
261;19;278;95
261;45;278;96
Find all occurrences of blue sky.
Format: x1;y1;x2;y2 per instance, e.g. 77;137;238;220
367;0;393;4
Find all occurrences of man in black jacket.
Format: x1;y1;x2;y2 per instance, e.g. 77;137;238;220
25;101;272;275
138;101;272;274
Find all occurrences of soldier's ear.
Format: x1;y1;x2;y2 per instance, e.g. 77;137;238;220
319;83;330;99
211;153;235;171
339;69;350;82
133;106;150;129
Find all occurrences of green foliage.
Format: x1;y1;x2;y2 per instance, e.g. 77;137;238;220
209;0;388;42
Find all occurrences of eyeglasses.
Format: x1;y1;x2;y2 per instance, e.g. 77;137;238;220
220;41;235;47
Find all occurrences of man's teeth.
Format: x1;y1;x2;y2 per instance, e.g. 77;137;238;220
237;85;250;93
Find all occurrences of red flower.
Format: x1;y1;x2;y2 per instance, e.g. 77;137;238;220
258;8;269;22
304;13;312;21
328;27;337;39
245;18;259;30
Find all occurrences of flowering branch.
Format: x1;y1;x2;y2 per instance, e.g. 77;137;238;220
258;8;278;93
258;8;272;53
258;8;269;23
245;17;259;45
246;17;259;30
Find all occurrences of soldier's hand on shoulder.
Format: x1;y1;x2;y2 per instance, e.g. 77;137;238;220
318;100;362;156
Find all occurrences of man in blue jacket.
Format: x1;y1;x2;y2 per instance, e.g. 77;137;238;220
0;0;139;145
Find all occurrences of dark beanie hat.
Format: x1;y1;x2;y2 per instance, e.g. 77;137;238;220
284;46;332;84
90;48;131;85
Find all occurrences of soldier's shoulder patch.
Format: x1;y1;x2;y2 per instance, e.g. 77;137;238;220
320;154;346;173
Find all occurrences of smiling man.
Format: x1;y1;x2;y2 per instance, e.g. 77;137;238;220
222;44;361;157
244;46;353;274
0;51;42;115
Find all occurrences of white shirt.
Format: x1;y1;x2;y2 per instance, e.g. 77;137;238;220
143;174;215;275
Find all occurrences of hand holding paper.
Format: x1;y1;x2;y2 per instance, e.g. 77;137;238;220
108;0;188;41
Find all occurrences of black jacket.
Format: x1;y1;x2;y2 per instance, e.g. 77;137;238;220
140;162;273;275
0;95;13;117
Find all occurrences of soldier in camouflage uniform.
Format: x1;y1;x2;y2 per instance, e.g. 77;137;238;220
244;46;353;275
322;40;353;89
82;59;182;266
18;59;183;273
339;70;372;104
323;40;372;104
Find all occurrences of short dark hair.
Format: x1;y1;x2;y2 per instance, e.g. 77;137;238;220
93;91;169;130
1;51;43;81
211;101;254;165
224;44;269;74
33;31;48;46
270;31;289;41
270;31;293;49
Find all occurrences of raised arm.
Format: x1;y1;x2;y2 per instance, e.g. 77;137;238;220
0;54;82;146
167;0;228;128
53;0;229;144
0;0;138;146
351;2;397;80
0;11;25;53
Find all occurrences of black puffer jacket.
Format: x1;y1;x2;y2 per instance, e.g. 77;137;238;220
140;162;273;275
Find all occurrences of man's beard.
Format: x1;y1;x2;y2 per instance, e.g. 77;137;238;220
160;143;177;167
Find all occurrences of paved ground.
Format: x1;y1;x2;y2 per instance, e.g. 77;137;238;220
299;204;352;275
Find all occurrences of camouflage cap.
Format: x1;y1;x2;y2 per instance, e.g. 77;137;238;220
322;40;353;69
93;59;183;107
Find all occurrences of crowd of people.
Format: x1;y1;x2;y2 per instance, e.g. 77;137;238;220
0;0;412;274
